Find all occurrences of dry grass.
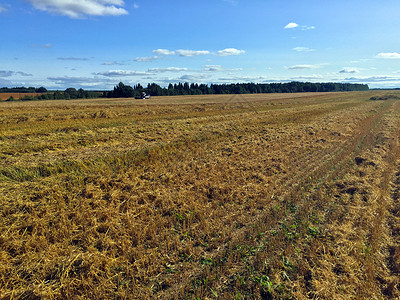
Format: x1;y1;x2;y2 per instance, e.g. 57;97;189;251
1;91;400;299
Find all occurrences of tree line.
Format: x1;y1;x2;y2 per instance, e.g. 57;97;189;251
106;81;369;98
0;86;48;93
2;81;369;101
2;87;103;101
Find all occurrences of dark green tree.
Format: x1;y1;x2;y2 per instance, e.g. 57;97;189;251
35;87;48;93
64;88;78;99
111;82;135;98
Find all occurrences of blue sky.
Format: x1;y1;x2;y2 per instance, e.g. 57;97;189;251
1;0;400;90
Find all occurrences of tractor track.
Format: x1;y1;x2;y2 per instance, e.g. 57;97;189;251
157;100;393;298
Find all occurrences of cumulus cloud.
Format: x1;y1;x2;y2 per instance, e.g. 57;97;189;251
293;47;314;52
217;48;245;56
0;70;32;77
176;50;210;57
26;0;128;18
149;48;244;58
284;23;315;30
376;52;400;59
95;70;149;77
284;23;299;29
339;67;360;74
148;67;188;73
153;49;175;56
287;64;320;70
134;56;159;62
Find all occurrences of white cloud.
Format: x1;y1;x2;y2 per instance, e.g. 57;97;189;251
0;5;6;13
176;50;210;57
341;76;400;89
293;47;314;52
95;70;149;77
148;67;188;73
284;23;299;29
287;64;320;70
217;48;245;56
217;75;270;83
376;52;400;59
284;23;315;30
135;56;159;62
343;75;400;82
290;75;324;81
149;48;244;58
153;49;175;56
133;4;139;9
339;67;360;74
26;0;128;18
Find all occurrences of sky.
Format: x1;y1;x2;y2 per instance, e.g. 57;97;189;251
0;0;400;90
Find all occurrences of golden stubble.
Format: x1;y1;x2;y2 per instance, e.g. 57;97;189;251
1;91;400;299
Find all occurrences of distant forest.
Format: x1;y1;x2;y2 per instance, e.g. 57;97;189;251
1;81;369;101
0;86;48;93
0;87;102;101
106;81;369;98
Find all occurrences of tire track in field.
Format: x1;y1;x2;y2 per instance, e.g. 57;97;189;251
378;116;400;298
158;101;392;298
378;160;400;298
388;163;400;276
277;101;389;199
292;100;400;299
226;101;397;299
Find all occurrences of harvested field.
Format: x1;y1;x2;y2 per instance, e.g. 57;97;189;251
0;93;42;101
1;91;400;299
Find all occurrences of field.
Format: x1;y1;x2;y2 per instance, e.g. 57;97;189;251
0;93;43;101
1;91;400;299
